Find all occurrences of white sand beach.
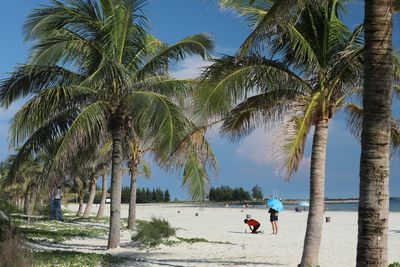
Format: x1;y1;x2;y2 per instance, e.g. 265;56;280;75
57;203;400;267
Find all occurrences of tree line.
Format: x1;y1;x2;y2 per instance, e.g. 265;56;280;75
121;187;170;203
208;185;264;202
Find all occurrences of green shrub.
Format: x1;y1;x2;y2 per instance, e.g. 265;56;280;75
132;217;175;247
389;262;400;267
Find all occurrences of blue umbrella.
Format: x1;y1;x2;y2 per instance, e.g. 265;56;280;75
267;198;284;212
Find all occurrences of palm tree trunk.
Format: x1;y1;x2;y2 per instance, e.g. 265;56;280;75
83;177;97;217
127;169;137;230
357;2;393;266
108;125;124;249
97;174;107;219
27;190;36;217
76;193;84;216
23;191;29;215
300;119;329;267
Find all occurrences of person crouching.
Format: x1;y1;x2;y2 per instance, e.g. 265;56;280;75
244;218;261;234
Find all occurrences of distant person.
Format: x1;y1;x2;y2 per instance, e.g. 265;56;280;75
244;218;261;234
268;208;278;235
52;186;63;221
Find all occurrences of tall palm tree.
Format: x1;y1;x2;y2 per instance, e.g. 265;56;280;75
198;1;364;266
356;1;396;266
0;0;214;248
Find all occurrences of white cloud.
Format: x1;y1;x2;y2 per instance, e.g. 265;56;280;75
236;127;312;174
171;56;212;79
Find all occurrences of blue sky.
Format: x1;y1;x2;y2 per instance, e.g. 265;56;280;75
0;1;399;200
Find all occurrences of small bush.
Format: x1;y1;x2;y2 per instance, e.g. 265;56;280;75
389;262;400;267
132;217;175;247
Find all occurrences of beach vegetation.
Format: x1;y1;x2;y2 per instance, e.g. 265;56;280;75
132;217;176;247
0;0;217;249
31;250;128;267
389;262;400;267
12;217;107;242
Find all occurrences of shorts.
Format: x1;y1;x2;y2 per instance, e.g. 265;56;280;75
270;216;278;222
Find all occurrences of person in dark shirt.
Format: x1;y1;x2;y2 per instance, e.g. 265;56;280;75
268;208;278;235
244;218;261;233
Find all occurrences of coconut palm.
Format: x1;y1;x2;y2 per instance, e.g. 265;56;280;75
356;1;398;266
0;0;214;248
198;1;365;266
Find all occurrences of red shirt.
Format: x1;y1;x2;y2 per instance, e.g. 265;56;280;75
246;219;260;226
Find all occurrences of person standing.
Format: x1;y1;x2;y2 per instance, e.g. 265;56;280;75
268;208;278;235
52;186;63;221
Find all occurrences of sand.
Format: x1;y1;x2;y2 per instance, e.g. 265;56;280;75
56;203;399;267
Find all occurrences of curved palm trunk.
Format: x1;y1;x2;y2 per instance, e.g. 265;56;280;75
127;169;137;230
83;177;97;218
300;119;329;267
97;174;107;219
76;192;84;216
27;190;36;217
357;2;393;266
23;191;30;215
108;126;124;249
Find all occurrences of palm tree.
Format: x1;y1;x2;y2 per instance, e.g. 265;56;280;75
0;0;214;248
198;1;364;266
96;172;108;219
356;1;396;266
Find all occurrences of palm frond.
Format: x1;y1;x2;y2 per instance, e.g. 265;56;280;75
128;91;191;161
0;65;82;108
47;101;109;179
9;85;94;148
182;151;210;201
275;94;320;179
137;33;214;78
221;90;297;141
196;55;311;124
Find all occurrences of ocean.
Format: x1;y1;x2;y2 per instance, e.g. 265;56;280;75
227;199;400;212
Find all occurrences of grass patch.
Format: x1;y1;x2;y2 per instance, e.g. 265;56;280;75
31;250;128;267
177;237;232;245
12;218;107;242
132;217;175;247
162;236;233;246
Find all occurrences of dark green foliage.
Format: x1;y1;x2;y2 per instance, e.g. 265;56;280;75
122;187;171;203
389;262;400;267
132;217;176;247
31;250;128;267
164;190;170;202
251;185;264;201
208;186;252;202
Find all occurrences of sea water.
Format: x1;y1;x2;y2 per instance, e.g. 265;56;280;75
227;199;400;212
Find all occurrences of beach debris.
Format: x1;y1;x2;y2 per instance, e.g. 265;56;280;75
195;213;199;216
177;210;180;213
325;217;331;223
240;210;243;212
246;214;251;219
